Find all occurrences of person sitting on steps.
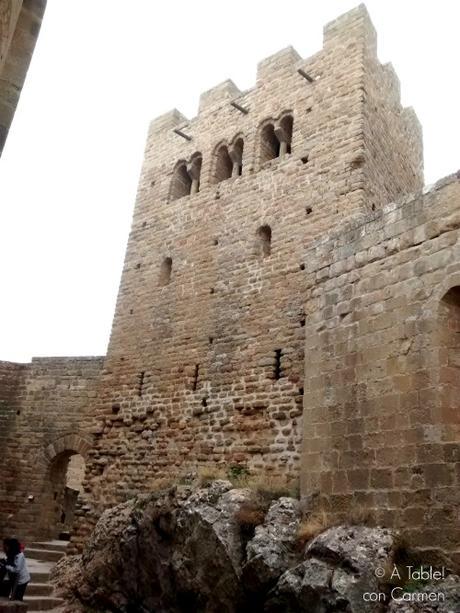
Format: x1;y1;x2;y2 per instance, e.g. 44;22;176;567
0;537;30;601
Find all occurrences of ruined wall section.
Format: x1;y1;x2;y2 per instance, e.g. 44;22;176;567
73;5;424;548
0;0;47;155
301;175;460;566
0;0;22;69
0;356;103;538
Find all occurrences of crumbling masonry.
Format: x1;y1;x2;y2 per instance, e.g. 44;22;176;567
0;5;458;567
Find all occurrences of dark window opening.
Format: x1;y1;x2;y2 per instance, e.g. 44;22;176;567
299;263;305;271
299;387;304;396
159;257;172;286
301;155;309;164
256;225;272;259
306;206;312;215
213;145;233;183
189;153;202;194
274;349;282;380
279;114;293;155
213;238;219;246
170;162;192;201
209;337;214;345
192;364;199;391
210;287;215;294
260;123;280;163
202;397;208;408
300;318;306;327
112;403;120;414
232;138;244;176
137;372;145;397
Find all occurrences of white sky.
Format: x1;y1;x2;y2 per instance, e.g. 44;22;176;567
0;0;459;362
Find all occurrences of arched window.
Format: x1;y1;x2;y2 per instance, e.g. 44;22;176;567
189;153;202;194
159;257;172;285
260;123;279;163
279;114;293;155
213;144;233;183
256;225;272;258
259;114;294;165
170;162;192;201
231;138;244;177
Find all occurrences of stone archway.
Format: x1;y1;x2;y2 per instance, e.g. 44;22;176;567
39;434;91;538
437;285;460;442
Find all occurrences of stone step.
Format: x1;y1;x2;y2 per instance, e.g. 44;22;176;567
23;596;64;612
27;560;53;584
26;584;52;597
0;597;28;612
24;550;63;564
27;542;67;554
27;572;50;584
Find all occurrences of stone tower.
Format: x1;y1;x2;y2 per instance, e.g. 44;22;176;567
73;4;426;547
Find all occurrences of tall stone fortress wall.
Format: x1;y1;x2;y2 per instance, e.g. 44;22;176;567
72;5;427;548
301;173;460;566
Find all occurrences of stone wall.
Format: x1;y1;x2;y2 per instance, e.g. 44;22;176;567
301;175;460;565
0;0;47;155
0;356;103;539
72;5;424;547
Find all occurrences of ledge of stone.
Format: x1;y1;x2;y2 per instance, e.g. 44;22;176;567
0;598;28;612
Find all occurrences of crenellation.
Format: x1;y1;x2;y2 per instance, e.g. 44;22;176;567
198;79;242;114
255;46;302;83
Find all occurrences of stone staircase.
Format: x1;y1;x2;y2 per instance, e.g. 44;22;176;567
24;541;68;612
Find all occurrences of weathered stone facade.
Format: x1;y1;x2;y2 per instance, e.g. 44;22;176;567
0;357;103;539
71;5;433;549
0;4;458;568
0;0;46;155
301;174;460;566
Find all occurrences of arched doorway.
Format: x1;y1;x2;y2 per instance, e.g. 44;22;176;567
41;451;86;538
40;434;91;539
438;285;460;441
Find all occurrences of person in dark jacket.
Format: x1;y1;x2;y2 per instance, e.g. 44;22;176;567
0;538;30;601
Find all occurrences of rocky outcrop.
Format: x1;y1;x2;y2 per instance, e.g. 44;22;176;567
53;482;457;612
243;497;301;594
266;525;394;612
386;574;460;613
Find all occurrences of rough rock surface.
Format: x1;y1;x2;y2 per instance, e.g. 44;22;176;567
266;525;394;612
386;574;460;612
52;483;456;612
243;497;301;594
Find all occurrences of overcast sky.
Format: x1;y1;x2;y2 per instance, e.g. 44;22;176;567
0;0;458;362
